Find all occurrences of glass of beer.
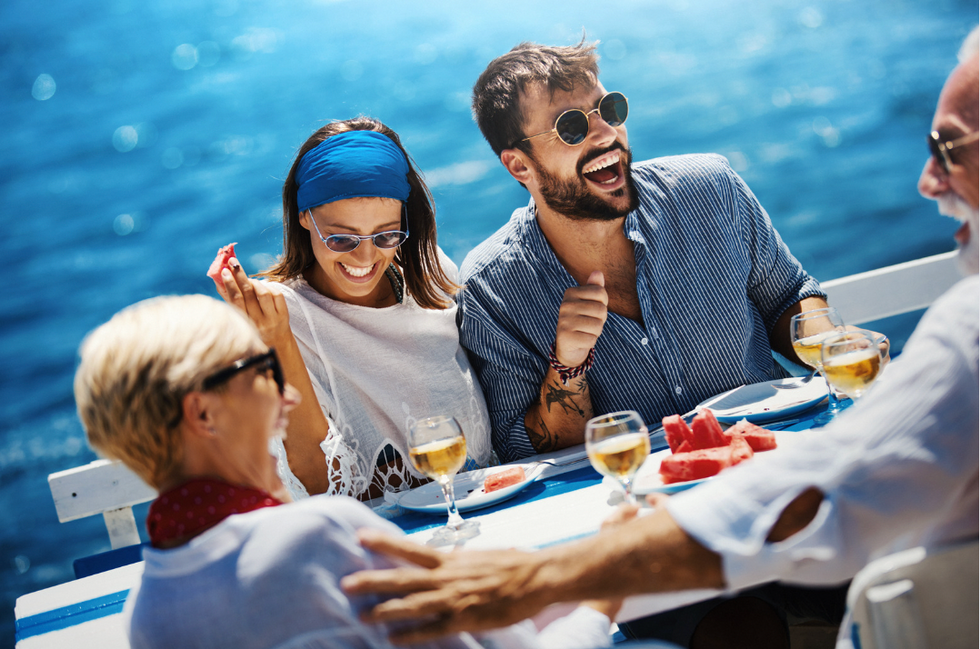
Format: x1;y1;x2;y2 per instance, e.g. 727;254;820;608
408;415;479;545
585;410;651;504
821;331;883;400
790;307;846;425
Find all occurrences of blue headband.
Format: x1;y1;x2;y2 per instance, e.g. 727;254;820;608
295;130;411;213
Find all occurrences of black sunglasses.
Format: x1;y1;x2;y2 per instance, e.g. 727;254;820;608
928;130;979;174
201;349;285;395
517;91;629;147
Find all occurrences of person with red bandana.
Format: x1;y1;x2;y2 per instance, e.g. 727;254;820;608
73;294;630;649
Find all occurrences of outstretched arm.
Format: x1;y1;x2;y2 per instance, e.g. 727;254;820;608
341;487;825;644
341;505;723;643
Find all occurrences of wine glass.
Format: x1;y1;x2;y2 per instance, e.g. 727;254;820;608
585;410;651;504
820;331;883;400
407;415;479;546
790;307;846;425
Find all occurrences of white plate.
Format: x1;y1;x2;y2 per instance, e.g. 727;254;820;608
696;377;828;424
388;464;545;514
604;431;797;495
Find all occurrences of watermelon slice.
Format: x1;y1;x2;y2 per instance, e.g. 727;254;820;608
723;419;778;452
727;434;755;463
659;446;736;483
206;242;238;290
483;466;526;493
690;409;727;450
662;414;695;453
657;411;776;484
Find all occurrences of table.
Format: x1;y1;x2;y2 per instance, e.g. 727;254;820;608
15;399;845;647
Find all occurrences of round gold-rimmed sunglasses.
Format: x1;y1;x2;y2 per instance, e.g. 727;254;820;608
516;91;629;147
928;130;979;174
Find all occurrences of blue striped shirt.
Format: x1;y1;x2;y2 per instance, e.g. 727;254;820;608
458;154;826;463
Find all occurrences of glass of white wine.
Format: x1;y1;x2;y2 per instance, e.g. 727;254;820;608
790;307;846;425
585;410;651;504
408;415;479;546
820;331;883;400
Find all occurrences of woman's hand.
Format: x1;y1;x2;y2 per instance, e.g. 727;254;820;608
218;258;291;346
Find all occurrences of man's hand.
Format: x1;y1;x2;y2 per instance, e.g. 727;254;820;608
554;271;608;367
340;530;553;644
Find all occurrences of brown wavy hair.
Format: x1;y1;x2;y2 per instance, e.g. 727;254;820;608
472;38;600;158
259;116;457;309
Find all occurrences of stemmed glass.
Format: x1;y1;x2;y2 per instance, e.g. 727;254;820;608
790;307;846;425
407;415;479;546
820;331;883;401
585;410;651;504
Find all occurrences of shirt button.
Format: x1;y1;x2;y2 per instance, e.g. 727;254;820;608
675;386;683;395
640;337;649;345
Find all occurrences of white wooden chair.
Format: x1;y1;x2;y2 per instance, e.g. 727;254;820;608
821;251;960;325
846;541;979;649
49;459;157;550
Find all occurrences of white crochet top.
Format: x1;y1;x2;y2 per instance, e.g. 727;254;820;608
271;255;492;500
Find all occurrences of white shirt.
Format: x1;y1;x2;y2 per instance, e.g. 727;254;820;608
275;252;493;499
668;275;978;591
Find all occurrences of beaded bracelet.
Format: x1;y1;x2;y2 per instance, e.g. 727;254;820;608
548;342;596;386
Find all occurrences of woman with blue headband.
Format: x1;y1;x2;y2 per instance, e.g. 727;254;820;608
214;117;493;500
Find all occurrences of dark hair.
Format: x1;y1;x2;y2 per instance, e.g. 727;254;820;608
260;116;457;310
472;39;600;157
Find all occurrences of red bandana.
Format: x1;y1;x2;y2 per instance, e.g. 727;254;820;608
147;478;282;548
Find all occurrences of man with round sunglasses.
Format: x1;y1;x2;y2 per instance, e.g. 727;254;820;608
458;39;828;464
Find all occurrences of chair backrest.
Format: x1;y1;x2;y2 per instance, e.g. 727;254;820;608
821;251;961;325
49;459;157;549
847;541;979;649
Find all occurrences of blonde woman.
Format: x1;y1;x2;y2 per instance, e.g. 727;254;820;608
74;294;620;649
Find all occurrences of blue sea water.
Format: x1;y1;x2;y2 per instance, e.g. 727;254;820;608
0;0;976;644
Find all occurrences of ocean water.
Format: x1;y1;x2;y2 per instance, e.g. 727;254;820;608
0;0;976;644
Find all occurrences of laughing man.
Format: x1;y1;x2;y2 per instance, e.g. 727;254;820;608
459;40;827;463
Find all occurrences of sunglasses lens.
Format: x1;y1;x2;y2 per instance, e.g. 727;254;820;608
927;133;950;173
373;231;408;249
600;92;629;127
555;111;590;145
325;235;360;253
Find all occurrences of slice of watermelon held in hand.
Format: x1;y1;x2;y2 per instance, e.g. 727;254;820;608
206;243;238;290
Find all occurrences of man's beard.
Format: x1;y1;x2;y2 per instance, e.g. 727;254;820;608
533;145;640;221
938;192;979;276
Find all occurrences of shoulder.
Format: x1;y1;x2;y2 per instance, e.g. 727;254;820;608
459;205;535;284
231;497;403;569
632;153;735;181
916;275;980;351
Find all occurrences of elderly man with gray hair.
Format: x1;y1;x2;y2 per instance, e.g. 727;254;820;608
341;25;980;649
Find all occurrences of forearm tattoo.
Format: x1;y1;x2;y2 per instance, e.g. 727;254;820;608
526;375;592;452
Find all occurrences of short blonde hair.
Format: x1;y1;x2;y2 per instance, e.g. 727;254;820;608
74;295;262;488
